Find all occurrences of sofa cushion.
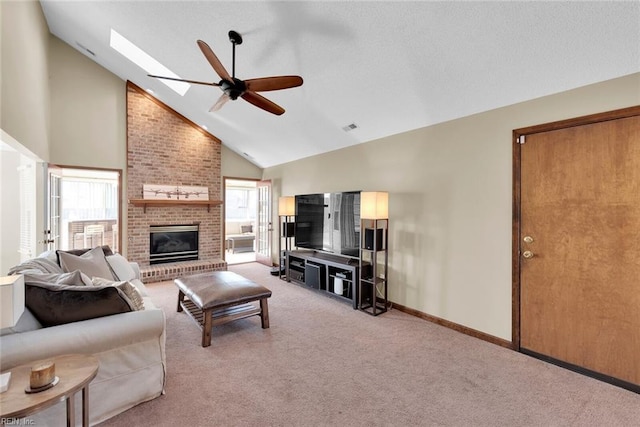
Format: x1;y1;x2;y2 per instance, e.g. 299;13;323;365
91;277;145;311
58;247;115;280
106;254;137;281
25;282;133;327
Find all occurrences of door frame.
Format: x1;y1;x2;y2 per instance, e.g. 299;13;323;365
222;176;261;264
512;105;640;349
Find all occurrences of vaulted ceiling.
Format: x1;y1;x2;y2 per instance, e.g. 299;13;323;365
40;1;640;168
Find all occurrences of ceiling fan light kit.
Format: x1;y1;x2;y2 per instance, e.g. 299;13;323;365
149;30;303;116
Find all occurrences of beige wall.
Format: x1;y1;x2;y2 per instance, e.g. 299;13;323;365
1;0;50;160
264;73;640;341
48;37;127;169
221;146;263;179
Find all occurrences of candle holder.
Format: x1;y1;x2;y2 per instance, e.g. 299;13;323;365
25;361;59;394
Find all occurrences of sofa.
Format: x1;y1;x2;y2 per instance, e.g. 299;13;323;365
0;246;166;426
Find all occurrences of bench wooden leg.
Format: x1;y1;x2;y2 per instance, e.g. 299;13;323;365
177;290;185;312
202;308;213;347
260;298;270;329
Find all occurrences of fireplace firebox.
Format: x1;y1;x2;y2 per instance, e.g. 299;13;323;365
149;225;199;264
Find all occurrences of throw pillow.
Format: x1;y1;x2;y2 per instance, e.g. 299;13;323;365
241;225;253;234
55;245;114;266
105;254;137;281
58;246;115;280
91;277;145;311
37;250;59;264
25;282;132;327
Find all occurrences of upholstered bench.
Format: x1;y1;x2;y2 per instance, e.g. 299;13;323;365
226;234;255;253
174;271;272;347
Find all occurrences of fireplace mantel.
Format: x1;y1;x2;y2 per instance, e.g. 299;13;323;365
129;198;223;213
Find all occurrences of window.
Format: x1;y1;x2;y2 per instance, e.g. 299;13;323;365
58;169;120;251
61;178;118;221
225;187;256;221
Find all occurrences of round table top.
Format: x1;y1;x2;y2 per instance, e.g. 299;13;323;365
0;354;99;419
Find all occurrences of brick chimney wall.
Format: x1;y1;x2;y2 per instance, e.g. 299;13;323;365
126;82;222;266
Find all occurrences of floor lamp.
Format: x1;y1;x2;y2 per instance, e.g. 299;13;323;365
359;191;389;315
278;196;295;279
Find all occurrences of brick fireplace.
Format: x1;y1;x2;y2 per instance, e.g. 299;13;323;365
126;82;226;281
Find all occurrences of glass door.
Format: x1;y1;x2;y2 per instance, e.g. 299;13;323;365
46;164;62;251
255;180;272;266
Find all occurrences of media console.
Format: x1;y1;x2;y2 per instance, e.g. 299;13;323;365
285;250;361;309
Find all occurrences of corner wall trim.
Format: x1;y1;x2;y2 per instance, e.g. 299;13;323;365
392;302;514;349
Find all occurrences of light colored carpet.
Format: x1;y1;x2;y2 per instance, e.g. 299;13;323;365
98;262;640;426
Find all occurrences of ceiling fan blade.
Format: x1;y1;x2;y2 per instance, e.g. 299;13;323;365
245;76;303;92
148;74;220;86
197;40;232;82
209;93;231;112
241;91;285;116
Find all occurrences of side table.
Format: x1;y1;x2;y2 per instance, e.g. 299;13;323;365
0;354;99;427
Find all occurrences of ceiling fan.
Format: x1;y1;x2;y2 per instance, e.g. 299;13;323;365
148;30;303;116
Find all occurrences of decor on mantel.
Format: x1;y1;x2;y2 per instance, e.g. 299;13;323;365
143;184;209;200
358;191;389;316
133;184;219;212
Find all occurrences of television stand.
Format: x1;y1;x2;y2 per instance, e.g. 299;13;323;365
285;250;361;309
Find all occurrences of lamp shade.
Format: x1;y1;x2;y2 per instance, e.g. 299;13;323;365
360;191;389;219
278;196;295;216
0;275;25;328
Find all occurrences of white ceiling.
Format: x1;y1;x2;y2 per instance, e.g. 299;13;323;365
40;1;640;168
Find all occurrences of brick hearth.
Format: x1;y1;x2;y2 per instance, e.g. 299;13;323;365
126;82;226;280
139;260;227;284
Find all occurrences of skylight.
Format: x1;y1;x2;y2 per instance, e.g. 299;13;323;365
109;29;190;96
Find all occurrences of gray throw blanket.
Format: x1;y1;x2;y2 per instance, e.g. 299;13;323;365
8;257;64;276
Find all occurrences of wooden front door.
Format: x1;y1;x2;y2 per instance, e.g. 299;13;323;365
515;107;640;390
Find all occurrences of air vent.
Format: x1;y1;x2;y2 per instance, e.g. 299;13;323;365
76;41;96;57
342;123;358;132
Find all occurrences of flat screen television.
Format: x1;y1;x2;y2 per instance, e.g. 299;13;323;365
294;191;360;258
